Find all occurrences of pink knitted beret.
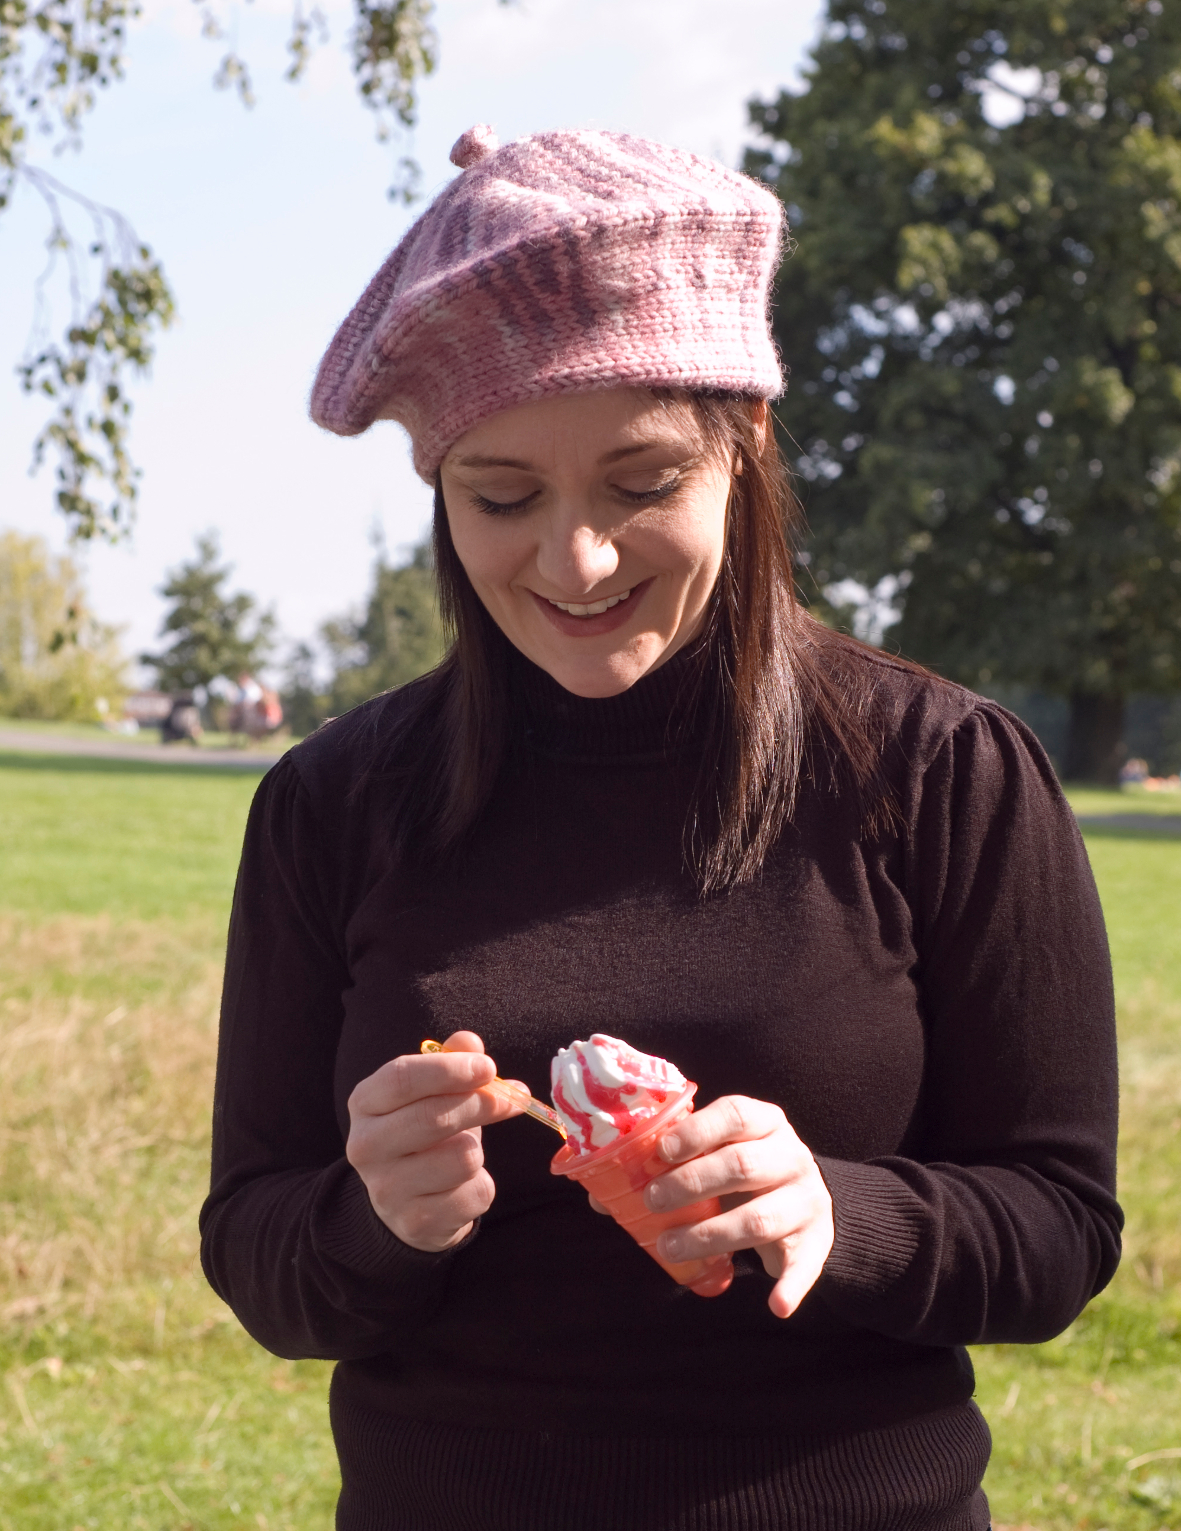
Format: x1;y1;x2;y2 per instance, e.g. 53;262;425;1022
310;125;786;481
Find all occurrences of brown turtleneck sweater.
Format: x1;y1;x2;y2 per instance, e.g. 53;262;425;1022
200;642;1121;1531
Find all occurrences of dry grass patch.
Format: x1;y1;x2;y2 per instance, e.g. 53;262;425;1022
0;913;222;1336
0;912;337;1529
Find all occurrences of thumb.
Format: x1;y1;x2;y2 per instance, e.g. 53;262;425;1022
443;1031;486;1054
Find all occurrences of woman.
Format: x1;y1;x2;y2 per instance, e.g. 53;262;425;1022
201;126;1121;1530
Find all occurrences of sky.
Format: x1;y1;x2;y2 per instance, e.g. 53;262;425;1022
0;0;827;680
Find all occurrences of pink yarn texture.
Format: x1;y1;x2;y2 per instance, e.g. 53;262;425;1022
449;123;499;168
310;127;787;481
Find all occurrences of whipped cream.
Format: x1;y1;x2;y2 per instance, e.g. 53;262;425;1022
550;1033;687;1155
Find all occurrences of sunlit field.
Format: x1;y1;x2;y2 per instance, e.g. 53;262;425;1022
0;755;1178;1530
974;806;1181;1531
0;752;338;1530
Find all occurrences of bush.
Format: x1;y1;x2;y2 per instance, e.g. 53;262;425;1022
0;530;128;721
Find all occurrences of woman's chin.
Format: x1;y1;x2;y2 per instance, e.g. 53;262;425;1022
525;641;670;699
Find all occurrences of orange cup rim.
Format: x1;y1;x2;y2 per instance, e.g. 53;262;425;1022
550;1082;697;1176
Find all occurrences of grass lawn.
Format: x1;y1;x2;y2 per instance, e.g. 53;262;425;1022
0;753;339;1529
973;810;1181;1531
0;753;262;922
0;756;1178;1530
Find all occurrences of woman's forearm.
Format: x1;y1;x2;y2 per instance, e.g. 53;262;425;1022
814;1153;1121;1345
200;1159;475;1360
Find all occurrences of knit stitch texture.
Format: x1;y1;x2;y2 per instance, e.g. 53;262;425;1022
309;127;787;479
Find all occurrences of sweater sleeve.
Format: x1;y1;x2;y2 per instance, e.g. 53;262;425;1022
813;701;1122;1346
199;754;472;1361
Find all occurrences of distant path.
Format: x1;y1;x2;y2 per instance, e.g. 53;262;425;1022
0;728;287;770
1074;813;1181;836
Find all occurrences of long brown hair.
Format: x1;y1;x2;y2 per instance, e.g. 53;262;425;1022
365;391;903;892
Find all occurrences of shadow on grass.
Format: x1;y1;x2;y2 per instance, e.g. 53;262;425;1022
0;750;274;779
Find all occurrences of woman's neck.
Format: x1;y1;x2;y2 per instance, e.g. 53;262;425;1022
511;640;714;760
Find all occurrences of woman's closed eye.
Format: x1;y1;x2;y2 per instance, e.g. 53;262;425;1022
471;490;541;516
471;474;685;517
614;474;685;505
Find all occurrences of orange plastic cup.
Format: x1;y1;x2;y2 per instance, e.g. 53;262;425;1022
550;1084;733;1297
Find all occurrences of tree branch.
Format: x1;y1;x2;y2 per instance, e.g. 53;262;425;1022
16;164;174;540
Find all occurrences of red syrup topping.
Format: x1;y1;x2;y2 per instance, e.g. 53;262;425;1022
551;1079;597;1154
576;1054;643;1140
554;1049;674;1155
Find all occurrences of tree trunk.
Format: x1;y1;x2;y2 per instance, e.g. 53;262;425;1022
1063;693;1126;784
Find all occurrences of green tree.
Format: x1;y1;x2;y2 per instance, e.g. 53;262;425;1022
279;639;326;739
747;0;1181;781
2;1;506;541
322;539;444;716
0;528;127;718
142;531;276;693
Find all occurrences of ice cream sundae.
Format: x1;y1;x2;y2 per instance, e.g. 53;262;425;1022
550;1033;688;1154
549;1033;733;1297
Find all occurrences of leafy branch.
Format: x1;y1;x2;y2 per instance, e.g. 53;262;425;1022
0;0;141;196
2;0;508;540
16;166;174;540
352;0;437;202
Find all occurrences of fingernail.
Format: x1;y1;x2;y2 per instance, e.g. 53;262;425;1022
660;1232;685;1260
659;1134;680;1160
646;1180;667;1209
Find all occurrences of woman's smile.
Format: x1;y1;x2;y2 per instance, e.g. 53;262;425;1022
543;585;633;617
530;579;650;638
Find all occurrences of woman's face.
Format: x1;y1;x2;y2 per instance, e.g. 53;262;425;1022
439;388;734;698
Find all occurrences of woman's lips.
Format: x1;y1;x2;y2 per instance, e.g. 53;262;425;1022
530;578;652;638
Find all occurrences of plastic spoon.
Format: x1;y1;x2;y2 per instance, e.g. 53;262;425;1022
419;1039;567;1138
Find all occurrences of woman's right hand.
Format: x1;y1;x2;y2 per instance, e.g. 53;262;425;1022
346;1031;526;1252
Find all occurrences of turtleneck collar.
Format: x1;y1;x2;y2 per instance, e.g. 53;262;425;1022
512;640;714;760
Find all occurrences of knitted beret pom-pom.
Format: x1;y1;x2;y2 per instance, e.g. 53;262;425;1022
449;124;499;169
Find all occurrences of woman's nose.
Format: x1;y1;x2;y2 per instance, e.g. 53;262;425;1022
535;516;620;596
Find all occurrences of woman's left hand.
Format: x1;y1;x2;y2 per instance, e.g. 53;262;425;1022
641;1096;834;1318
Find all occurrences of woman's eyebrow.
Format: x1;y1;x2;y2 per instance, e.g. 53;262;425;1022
600;441;691;465
451;441;691;471
450;453;536;470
